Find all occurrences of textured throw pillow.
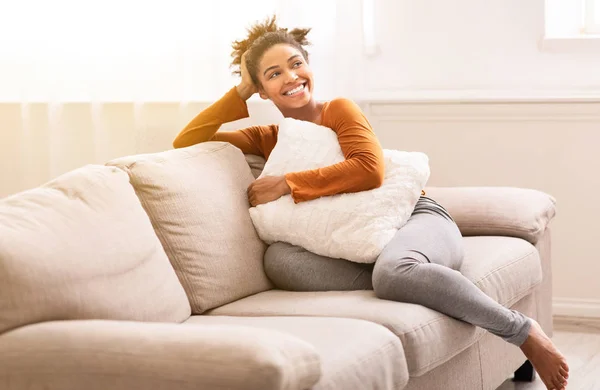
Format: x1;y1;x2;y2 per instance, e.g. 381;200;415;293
249;118;430;263
0;165;191;334
107;142;272;314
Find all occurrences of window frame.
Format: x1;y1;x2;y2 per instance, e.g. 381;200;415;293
542;0;600;51
585;0;600;33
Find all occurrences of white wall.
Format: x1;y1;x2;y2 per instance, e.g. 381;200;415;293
341;0;600;99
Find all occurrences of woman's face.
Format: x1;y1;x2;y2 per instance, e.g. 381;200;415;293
256;44;314;109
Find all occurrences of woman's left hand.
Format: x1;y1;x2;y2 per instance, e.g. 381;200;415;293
247;175;291;207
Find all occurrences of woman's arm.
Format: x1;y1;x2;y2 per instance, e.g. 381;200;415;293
284;98;385;203
173;86;275;157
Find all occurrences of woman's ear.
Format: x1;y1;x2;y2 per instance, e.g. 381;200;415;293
258;86;269;100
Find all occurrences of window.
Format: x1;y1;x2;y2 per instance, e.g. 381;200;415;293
544;0;600;37
543;0;600;50
585;0;600;33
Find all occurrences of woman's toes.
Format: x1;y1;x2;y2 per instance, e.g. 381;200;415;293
547;376;560;390
558;373;568;384
559;367;569;379
554;374;567;388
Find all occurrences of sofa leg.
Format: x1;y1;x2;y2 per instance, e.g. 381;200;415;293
512;360;536;382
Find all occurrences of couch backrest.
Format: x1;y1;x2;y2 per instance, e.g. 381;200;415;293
107;142;272;314
245;154;266;179
0;165;191;334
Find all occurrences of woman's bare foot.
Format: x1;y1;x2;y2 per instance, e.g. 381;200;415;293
520;320;569;389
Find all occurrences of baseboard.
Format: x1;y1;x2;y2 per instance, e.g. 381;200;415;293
553;298;600;318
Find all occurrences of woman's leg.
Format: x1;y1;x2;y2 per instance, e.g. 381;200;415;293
264;242;374;291
372;211;532;345
372;201;568;389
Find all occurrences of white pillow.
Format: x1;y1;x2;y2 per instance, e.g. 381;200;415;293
249;118;430;263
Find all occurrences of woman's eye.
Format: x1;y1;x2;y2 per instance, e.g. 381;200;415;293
293;61;302;68
269;71;280;79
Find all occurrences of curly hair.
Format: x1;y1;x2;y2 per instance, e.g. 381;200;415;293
231;15;311;86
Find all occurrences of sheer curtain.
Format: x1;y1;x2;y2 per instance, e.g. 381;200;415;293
0;0;339;102
0;0;344;197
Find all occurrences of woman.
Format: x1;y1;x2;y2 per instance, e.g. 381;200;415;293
173;16;568;390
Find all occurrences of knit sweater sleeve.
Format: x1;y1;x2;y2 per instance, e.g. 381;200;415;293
284;98;385;203
172;87;276;157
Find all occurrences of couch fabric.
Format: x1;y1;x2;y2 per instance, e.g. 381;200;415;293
401;293;538;390
0;165;191;334
0;145;557;390
0;319;321;390
107;143;272;314
184;316;409;390
206;235;542;376
424;186;556;245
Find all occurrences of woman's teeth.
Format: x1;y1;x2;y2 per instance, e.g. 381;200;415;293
284;84;305;96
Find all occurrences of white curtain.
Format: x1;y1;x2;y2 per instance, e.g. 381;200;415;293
0;0;339;103
0;0;350;197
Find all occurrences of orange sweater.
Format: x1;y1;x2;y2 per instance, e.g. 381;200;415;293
173;87;386;203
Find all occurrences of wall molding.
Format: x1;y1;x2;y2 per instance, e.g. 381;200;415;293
356;90;600;104
553;298;600;318
359;100;600;122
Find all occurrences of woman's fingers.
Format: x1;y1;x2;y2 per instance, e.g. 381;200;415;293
247;184;254;205
248;181;270;206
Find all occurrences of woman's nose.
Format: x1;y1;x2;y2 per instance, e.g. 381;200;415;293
285;71;298;83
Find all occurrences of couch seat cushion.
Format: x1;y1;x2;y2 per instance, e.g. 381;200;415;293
185;316;408;390
206;236;542;376
0;319;321;390
107;142;272;314
0;165;191;334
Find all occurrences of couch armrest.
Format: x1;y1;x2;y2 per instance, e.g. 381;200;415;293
424;186;556;244
0;320;321;390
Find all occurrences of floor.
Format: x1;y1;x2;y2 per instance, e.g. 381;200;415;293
497;317;600;390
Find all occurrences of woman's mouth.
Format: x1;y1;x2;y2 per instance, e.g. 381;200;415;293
283;82;307;97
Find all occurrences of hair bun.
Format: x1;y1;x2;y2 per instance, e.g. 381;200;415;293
230;15;280;75
287;28;311;46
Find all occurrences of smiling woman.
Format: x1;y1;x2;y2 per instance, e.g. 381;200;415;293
172;15;570;390
173;15;385;206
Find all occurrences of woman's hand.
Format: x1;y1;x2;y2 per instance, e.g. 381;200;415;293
247;175;291;207
236;52;258;101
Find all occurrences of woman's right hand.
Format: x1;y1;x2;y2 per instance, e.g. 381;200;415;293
236;52;258;101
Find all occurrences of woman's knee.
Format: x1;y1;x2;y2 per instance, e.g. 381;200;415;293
372;253;420;300
264;242;296;277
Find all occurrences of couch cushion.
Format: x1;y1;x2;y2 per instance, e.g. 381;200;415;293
107;142;272;314
185;316;408;390
0;319;321;390
206;236;542;376
458;236;542;307
423;186;556;245
0;165;191;334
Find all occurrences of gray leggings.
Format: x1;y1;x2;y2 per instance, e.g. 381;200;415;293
264;197;532;346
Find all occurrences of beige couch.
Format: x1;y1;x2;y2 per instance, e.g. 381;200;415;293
0;142;557;390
